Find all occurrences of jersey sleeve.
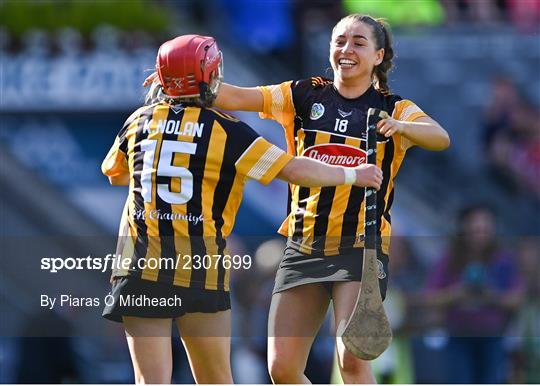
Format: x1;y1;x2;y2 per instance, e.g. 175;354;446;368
101;135;128;178
230;121;293;185
101;109;142;178
257;81;295;126
392;99;430;151
257;81;297;155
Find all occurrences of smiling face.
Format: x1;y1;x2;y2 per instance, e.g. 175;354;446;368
330;20;384;85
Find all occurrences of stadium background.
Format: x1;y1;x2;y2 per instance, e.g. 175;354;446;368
0;0;538;383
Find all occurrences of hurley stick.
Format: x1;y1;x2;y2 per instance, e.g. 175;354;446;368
341;108;392;360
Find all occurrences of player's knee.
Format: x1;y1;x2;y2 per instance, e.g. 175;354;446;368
191;356;232;383
268;357;302;383
339;350;370;378
135;369;171;384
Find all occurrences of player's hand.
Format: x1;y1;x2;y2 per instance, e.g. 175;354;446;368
377;118;404;138
353;164;383;190
143;72;158;87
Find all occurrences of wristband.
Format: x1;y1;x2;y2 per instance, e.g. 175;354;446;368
343;168;356;185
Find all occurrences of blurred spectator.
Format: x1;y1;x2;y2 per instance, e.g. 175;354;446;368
424;204;525;383
483;75;540;199
0;27;9;54
440;0;505;25
21;29;52;58
508;237;540;383
56;27;84;57
507;0;540;33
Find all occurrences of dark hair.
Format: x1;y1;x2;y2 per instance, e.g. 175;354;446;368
448;204;497;275
332;14;394;95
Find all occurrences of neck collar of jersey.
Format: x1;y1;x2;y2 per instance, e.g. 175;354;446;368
332;84;376;102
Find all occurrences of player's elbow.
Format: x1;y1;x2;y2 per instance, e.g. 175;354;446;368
425;127;450;151
433;125;450;151
436;131;451;151
108;174;129;186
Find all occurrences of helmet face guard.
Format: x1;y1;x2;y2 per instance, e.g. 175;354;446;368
156;34;223;106
199;54;223;106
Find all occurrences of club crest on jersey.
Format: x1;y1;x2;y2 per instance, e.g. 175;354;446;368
303;144;366;167
377;259;387;279
170;104;185;114
310;103;325;120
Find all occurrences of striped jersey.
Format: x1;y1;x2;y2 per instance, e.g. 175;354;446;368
258;77;429;255
102;102;292;290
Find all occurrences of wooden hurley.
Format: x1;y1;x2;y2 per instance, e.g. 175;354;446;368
341;108;392;360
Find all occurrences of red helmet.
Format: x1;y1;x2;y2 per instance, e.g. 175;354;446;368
156;34;223;103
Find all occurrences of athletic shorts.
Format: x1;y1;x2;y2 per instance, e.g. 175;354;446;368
273;246;389;300
102;276;231;323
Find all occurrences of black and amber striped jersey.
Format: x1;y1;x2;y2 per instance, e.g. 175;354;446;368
102;102;292;290
258;77;429;256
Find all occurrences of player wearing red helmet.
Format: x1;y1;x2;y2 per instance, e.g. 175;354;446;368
103;34;382;384
155;34;223;104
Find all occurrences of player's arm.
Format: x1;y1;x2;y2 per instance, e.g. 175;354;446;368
108;173;129;186
377;116;450;151
234;130;382;189
142;71;264;112
102;136;129;186
277;157;382;189
213;83;264;112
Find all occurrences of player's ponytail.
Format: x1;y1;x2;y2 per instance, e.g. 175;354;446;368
372;18;393;95
333;14;394;95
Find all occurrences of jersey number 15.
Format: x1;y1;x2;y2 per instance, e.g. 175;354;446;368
140;139;197;204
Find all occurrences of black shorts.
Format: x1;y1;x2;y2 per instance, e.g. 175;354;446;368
102;276;231;323
273;247;389;301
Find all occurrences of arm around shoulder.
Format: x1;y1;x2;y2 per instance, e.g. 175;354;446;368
213;83;264;112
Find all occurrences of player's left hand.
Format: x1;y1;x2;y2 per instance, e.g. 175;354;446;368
143;72;158;87
377;118;404;138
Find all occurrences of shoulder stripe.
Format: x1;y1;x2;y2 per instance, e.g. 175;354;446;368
311;76;332;87
270;86;286;118
392;100;427;121
246;144;285;181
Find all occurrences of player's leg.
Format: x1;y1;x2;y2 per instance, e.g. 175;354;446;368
123;317;173;384
268;283;331;384
175;310;233;384
332;281;377;384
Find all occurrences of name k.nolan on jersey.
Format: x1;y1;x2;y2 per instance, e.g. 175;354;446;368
142;119;204;137
303;144;366;167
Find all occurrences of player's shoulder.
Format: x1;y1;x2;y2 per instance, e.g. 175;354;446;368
292;76;333;92
204;107;255;136
372;88;407;112
205;107;241;124
291;76;333;107
122;103;158;130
